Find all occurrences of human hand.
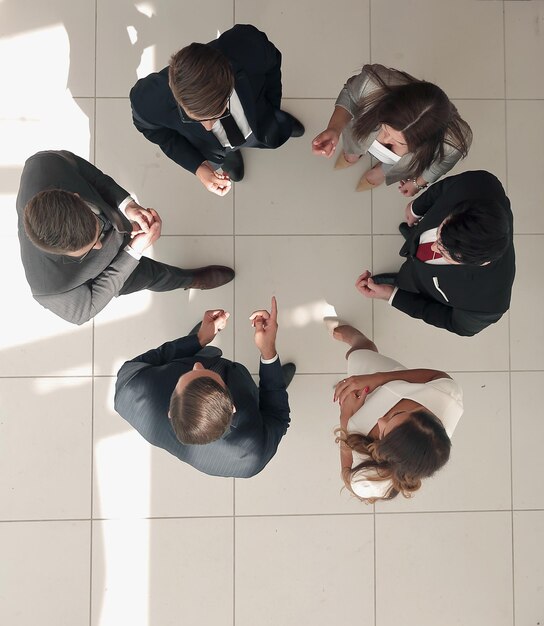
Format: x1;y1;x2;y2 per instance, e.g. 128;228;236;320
125;201;156;234
404;202;420;227
196;163;232;196
197;309;230;346
311;128;340;157
334;374;380;406
338;387;366;425
249;296;278;360
129;209;162;253
355;271;394;301
398;180;419;197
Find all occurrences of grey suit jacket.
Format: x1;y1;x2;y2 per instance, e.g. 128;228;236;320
16;151;139;325
114;334;291;478
335;64;472;185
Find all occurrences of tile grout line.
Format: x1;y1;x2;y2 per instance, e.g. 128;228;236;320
503;3;516;624
368;3;379;618
89;1;98;625
2;508;541;524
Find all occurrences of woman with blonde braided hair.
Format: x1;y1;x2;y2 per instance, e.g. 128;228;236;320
327;320;463;502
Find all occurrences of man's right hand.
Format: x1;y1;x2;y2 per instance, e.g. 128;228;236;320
249;296;279;360
129;208;162;254
196;163;232;196
197;309;230;346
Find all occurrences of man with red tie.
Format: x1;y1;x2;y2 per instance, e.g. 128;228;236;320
356;170;515;337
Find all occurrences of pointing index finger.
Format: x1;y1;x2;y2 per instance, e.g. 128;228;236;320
270;296;278;320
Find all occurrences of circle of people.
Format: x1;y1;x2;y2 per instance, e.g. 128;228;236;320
17;25;515;503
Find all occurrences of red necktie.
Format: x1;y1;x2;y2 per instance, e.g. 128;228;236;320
416;241;442;262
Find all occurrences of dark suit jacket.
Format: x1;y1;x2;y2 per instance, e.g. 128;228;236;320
16;150;139;325
392;170;516;336
114;334;291;478
129;24;292;173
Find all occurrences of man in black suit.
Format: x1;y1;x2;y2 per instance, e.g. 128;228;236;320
356;170;515;336
130;24;304;196
114;298;294;478
17;150;234;325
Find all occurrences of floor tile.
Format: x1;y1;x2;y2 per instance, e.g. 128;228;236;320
0;0;95;98
235;515;374;626
92;518;233;626
0;233;94;376
0;520;90;626
511;372;544;510
235;99;371;235
375;372;511;513
513;511;544;626
235;0;370;98
507;101;544;234
0;378;91;520
372;99;507;234
510;235;544;370
376;512;513;626
95;98;234;236
372;235;510;371
505;1;544;99
96;0;233;97
370;0;505;99
235;374;365;515
234;235;373;374
93;235;234;376
93;378;233;518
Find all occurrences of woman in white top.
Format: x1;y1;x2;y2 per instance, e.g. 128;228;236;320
312;64;472;194
330;323;463;502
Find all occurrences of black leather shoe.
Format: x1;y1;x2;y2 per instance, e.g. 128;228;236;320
185;266;235;290
371;273;398;286
222;150;244;182
282;362;296;388
398;222;411;240
281;111;305;138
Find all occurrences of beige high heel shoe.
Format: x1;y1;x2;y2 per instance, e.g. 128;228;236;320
356;171;378;192
334;152;360;170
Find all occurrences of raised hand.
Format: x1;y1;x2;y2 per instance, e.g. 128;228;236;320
249;296;278;360
197;309;230;346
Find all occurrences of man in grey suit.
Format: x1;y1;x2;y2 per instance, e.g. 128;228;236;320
16;150;234;324
114;298;294;478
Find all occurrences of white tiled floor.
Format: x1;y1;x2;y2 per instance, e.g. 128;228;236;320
0;1;542;625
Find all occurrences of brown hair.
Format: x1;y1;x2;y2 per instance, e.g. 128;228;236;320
23;189;98;253
169;43;234;118
353;65;472;178
169;376;234;445
336;409;451;503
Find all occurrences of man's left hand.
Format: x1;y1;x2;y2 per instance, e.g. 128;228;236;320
355;270;394;301
125;201;156;234
197;309;230;346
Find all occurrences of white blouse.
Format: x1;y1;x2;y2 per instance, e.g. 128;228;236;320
347;377;464;499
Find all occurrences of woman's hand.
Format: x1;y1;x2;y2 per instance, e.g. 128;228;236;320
398;180;419;197
334;374;382;406
312;128;340;157
338;390;366;427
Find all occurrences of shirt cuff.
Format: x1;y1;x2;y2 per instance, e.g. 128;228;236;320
409;202;422;219
118;196;134;218
124;244;142;261
260;354;279;365
388;287;399;305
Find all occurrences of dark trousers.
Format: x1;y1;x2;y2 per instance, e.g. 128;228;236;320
119;256;194;295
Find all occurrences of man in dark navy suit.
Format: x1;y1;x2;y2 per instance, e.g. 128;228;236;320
114;298;294;478
130;24;304;196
